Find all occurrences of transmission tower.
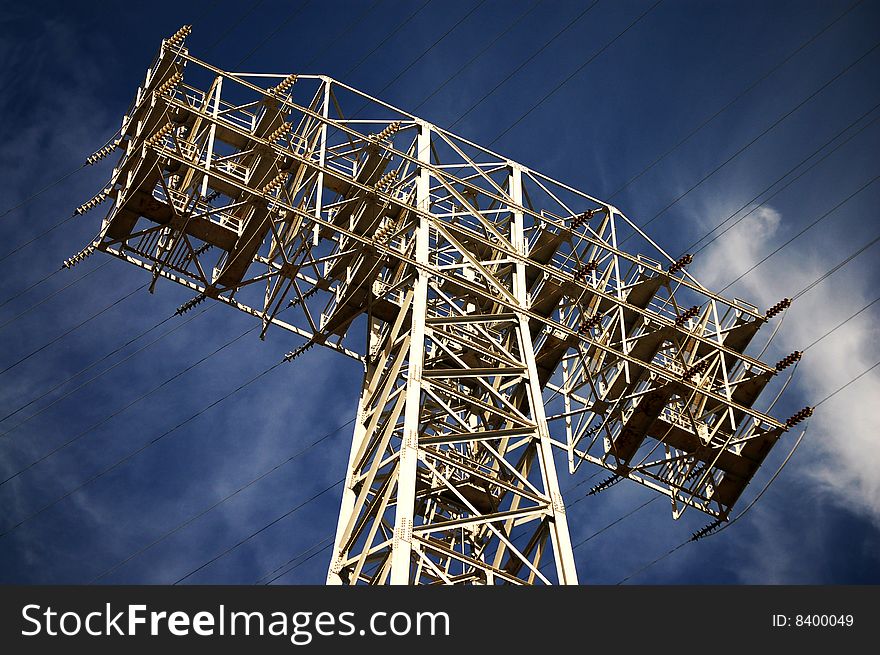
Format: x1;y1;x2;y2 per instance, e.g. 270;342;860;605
69;27;806;585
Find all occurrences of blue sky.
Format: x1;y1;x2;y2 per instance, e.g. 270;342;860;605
1;0;878;584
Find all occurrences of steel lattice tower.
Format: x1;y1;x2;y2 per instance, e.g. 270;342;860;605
70;28;804;585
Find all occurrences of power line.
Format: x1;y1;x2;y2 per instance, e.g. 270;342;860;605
262;538;334;584
412;0;545;112
0;166;86;220
299;0;384;72
605;0;865;202
488;0;664;146
0;313;179;424
0;260;111;333
0;318;258;485
616;540;689;584
89;417;353;584
793;234;880;300
719;173;880;293
814;358;880;407
342;0;433;80
0;215;75;265
803;295;880;352
0;283;147;378
571;497;658;551
202;0;268;56
0;355;288;539
629;39;880;239
367;0;488;100
173;479;342;584
0;269;63;311
235;0;313;67
340;0;491;123
535;495;660;575
447;0;600;130
687;104;880;257
0;306;212;433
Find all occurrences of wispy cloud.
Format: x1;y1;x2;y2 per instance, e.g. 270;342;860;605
692;202;880;524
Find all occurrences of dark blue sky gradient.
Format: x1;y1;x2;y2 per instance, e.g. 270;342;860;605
0;0;878;584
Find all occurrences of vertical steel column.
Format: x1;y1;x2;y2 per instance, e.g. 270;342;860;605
509;164;579;584
388;121;431;584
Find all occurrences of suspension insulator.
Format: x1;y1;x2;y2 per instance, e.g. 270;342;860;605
155;71;183;97
288;285;321;308
145;123;174;149
269;74;298;96
775;350;803;371
284;340;316;362
571;208;600;229
73;191;109;216
62;245;95;269
691;518;723;541
164;25;192;48
785;406;813;429
266;121;292;143
588;474;621;496
374;170;398;192
685;462;708;482
668;253;693;274
175;294;207;315
374;219;399;245
572;260;599;282
262;170;288;195
682;358;711;380
765;298;791;319
577;313;603;335
192;243;213;257
674;305;700;327
373;121;402;142
85;139;121;166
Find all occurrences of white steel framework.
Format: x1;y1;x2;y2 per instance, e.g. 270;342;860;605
69;27;803;584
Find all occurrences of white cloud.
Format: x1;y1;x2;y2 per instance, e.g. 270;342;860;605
692;203;880;524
